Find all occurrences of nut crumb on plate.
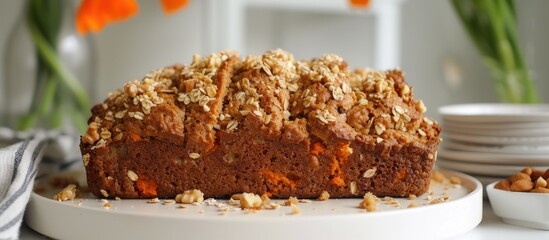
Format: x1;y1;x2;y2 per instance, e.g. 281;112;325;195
53;184;77;201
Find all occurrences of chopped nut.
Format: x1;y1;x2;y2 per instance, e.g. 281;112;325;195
176;189;204;204
127;170;139;181
103;201;111;209
359;192;377;212
535;177;547;188
510;172;531;183
53;184;77;201
83;122;100;145
240;193;262;209
318;191;330;201
363;167;377;178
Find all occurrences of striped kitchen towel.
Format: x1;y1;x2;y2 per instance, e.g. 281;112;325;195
0;128;82;240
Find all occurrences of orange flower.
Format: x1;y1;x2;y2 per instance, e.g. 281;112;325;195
349;0;371;8
77;0;189;35
160;0;189;15
76;0;139;34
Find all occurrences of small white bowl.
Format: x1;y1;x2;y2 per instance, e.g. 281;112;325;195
486;181;549;230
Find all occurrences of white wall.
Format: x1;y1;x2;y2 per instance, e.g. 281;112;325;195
1;0;548;122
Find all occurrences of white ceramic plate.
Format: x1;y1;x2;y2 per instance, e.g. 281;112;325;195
443;132;549;145
439;104;549;123
442;141;549;155
25;169;482;240
487;182;549;230
436;158;548;177
443;120;549;130
438;149;549;165
443;125;549;137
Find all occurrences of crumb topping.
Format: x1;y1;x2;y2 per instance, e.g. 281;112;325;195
81;49;440;169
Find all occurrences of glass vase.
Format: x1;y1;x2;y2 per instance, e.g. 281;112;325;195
3;0;96;134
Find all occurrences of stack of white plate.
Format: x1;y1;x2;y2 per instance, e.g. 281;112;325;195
437;103;549;185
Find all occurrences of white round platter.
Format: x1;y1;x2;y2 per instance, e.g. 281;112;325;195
443;125;549;137
443;132;549;145
438;149;549;165
442;120;549;130
25;169;482;240
437;158;548;177
442;141;549;155
439;104;549;123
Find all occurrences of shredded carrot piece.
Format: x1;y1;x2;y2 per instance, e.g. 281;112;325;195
261;169;298;194
311;142;326;155
396;169;407;180
76;0;139;34
136;176;158;197
129;133;141;141
160;0;189;15
349;0;371;8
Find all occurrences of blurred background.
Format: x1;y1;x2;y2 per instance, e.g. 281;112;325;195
0;0;548;124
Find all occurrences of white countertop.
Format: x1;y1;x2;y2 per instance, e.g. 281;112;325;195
20;199;548;240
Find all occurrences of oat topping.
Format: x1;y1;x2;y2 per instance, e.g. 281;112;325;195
82;153;90;167
100;189;109;198
189;152;201;159
363;167;377;178
127;170;139;182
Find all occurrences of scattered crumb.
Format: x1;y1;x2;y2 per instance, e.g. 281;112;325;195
240;193;262;209
53;184;77;201
318;191;330;201
284;197;299;206
299;199;312;203
359;192;377;212
163;199;176;205
198;209;205;214
115;197;121;201
176;189;204;204
408;194;417;200
100;189;109;198
432;171;446;183
103;202;111;209
449;176;461;185
147;197;160;204
408;202;418;208
290;204;301;215
178;204;189;209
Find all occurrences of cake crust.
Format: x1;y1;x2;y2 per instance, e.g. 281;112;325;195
80;49;441;199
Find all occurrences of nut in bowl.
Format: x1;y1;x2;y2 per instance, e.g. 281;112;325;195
486;167;549;230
